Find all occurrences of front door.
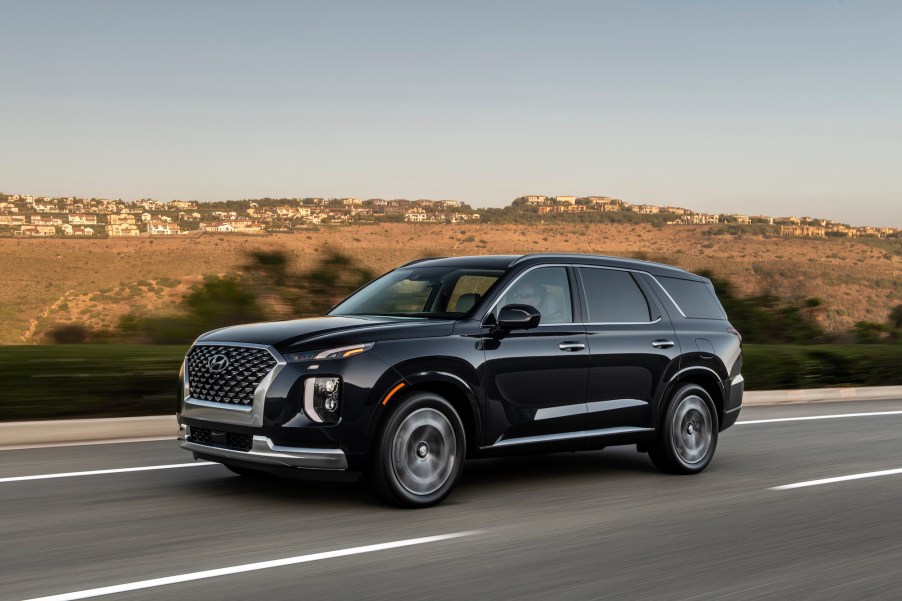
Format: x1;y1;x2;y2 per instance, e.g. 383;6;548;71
481;266;589;447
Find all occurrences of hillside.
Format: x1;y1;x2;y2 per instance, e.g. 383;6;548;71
1;223;899;344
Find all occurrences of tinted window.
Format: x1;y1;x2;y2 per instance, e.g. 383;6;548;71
330;267;503;318
448;275;497;313
497;267;573;324
657;276;726;320
578;268;650;323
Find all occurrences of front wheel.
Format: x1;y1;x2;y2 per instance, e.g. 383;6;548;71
649;385;719;474
367;392;465;508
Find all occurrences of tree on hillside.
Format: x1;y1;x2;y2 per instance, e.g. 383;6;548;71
698;270;825;344
116;249;376;344
890;304;902;329
244;249;374;316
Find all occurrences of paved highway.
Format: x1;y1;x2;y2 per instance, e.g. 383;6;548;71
3;399;902;601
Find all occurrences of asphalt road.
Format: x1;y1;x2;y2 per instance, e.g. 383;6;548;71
3;400;902;601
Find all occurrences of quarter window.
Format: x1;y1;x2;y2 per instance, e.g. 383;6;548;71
656;276;726;320
578;268;651;323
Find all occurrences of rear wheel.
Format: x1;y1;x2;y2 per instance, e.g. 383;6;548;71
367;392;465;508
649;384;718;474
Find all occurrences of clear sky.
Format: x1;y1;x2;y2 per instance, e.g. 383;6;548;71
2;0;900;227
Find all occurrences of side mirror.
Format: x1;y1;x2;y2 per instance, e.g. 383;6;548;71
496;304;541;332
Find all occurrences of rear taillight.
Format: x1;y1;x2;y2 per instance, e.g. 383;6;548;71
727;327;742;347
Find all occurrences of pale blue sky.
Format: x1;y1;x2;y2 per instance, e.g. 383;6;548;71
2;1;900;226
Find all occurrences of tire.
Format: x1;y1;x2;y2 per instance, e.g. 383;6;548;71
649;384;719;474
367;392;466;508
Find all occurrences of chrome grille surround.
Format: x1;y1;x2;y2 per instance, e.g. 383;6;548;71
186;344;278;406
180;342;286;428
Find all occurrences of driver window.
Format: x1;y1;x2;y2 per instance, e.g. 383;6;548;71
500;267;572;324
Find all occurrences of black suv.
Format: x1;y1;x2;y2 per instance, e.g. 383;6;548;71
178;254;743;507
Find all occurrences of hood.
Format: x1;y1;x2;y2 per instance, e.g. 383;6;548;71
197;315;454;352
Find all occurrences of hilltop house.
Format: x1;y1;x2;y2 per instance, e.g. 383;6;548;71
108;224;141;237
68;214;98;225
61;224;95;236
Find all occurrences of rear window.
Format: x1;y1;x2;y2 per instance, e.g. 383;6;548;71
657;276;726;320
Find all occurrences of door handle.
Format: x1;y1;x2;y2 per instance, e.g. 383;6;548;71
559;341;586;352
651;339;675;349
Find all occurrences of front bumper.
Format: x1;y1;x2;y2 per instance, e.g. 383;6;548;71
178;427;348;470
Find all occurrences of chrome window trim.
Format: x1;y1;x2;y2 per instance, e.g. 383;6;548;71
482;263;575;326
484;262;674;327
583;317;663;327
575;264;658;324
647;275;688;318
181;341;287;428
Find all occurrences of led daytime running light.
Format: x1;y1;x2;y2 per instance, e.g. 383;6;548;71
285;343;374;363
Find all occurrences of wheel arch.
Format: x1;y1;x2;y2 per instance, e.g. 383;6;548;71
661;367;726;431
369;371;481;459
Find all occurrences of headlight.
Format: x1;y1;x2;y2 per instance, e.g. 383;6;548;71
304;377;342;424
284;343;374;362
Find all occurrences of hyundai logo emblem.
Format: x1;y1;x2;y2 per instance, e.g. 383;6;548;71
208;354;230;373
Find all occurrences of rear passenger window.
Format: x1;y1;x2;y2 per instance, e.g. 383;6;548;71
657;276;726;319
578;268;650;323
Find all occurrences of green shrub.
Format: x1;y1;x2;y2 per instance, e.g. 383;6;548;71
742;344;902;390
1;344;900;421
0;345;185;421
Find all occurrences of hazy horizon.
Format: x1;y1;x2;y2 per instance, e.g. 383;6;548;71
3;1;900;228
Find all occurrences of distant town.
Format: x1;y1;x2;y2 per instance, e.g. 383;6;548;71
0;192;898;239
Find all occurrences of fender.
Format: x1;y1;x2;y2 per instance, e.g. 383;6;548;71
367;369;484;448
653;365;728;428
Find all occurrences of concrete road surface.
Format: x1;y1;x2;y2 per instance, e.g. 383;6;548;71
2;399;902;601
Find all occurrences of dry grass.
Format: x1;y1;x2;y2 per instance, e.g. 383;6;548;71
1;224;899;343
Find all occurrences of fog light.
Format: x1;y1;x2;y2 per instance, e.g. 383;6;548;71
303;377;341;424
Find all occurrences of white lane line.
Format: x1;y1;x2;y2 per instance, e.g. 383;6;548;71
23;531;481;601
738;410;902;425
0;462;213;483
0;436;173;451
771;468;902;491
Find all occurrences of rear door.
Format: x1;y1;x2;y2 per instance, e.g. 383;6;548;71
576;266;680;434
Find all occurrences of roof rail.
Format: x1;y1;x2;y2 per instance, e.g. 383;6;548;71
510;253;598;266
399;256;447;267
510;252;689;272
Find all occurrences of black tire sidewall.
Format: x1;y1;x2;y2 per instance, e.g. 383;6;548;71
370;392;466;508
655;384;719;474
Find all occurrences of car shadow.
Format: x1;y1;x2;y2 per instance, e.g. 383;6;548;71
170;447;659;509
459;447;657;487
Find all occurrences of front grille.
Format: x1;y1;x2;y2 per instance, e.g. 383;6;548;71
186;344;278;406
189;427;253;452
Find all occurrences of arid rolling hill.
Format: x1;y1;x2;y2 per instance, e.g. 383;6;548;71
1;223;899;344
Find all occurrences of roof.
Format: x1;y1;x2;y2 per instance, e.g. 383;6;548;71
399;255;520;269
401;253;699;279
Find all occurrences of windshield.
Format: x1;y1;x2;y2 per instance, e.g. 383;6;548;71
329;266;505;318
